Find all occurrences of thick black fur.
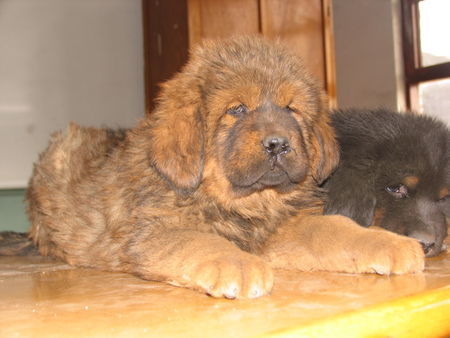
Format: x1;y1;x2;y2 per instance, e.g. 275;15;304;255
324;109;450;257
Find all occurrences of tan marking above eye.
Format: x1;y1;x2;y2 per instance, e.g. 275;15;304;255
274;83;297;108
233;86;260;110
274;83;313;114
439;187;449;200
208;86;261;116
402;176;419;189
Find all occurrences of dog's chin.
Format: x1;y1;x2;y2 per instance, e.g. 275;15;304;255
258;169;291;186
228;167;306;196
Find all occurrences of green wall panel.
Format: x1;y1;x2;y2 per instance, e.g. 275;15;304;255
0;189;29;232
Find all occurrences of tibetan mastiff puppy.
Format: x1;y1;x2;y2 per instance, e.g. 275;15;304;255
325;109;449;257
25;37;423;299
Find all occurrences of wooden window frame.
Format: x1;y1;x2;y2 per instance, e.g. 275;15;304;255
401;0;450;110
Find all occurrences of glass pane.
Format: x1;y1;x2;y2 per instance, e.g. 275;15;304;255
419;78;450;124
418;0;450;67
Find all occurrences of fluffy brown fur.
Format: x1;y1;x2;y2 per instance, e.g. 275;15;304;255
26;37;424;299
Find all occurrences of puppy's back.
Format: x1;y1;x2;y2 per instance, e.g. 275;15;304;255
30;124;126;184
26;124;127;256
331;109;448;160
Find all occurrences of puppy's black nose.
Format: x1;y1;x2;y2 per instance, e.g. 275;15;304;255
263;135;290;155
409;230;438;256
419;240;435;255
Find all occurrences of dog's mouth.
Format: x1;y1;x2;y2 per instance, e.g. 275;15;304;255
228;160;308;195
258;166;291;186
259;152;309;187
224;141;309;195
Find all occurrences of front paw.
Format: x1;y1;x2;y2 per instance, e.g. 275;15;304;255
174;253;273;299
347;229;425;275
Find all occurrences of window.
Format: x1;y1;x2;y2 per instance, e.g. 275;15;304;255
402;0;450;123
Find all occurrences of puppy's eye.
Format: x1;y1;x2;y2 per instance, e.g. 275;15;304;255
386;184;408;199
226;104;248;117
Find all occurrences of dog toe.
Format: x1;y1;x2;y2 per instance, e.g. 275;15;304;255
192;254;272;299
356;230;425;275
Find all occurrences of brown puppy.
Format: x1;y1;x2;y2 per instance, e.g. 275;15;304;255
26;37;424;299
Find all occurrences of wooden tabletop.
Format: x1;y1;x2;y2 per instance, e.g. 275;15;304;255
1;237;450;337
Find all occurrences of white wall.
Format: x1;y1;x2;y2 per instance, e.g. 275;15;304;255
0;0;144;188
332;0;405;110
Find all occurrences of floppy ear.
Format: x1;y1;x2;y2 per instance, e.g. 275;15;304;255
308;106;340;184
145;73;204;192
323;166;376;227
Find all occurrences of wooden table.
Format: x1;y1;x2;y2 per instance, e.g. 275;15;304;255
1;238;450;337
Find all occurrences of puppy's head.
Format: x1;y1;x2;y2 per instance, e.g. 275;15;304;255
326;110;449;257
146;37;338;199
374;142;450;257
372;180;449;257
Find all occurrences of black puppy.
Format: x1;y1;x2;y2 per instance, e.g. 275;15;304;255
324;109;449;257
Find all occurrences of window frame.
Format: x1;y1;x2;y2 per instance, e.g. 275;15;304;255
401;0;450;110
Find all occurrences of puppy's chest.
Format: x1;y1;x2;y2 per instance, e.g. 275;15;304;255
194;203;283;252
